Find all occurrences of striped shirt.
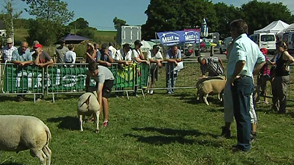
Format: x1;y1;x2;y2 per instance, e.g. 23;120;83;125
2;46;17;62
200;57;224;76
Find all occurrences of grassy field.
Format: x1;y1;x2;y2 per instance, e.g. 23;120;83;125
1;62;294;165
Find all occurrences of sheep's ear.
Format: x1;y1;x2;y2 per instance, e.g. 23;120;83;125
93;91;98;98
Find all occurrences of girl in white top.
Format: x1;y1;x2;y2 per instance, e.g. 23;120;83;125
64;44;76;64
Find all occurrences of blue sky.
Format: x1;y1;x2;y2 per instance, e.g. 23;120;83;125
0;0;293;31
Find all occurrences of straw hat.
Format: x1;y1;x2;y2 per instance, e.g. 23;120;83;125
87;43;94;50
7;38;13;44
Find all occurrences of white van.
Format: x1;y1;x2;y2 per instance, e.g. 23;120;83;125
219;37;233;54
282;32;294;51
249;33;276;53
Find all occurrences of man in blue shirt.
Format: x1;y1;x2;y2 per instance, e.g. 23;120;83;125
228;19;265;152
12;41;33;66
165;45;182;94
11;41;33;102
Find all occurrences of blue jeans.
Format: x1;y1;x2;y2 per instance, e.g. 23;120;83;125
231;76;254;151
166;70;178;94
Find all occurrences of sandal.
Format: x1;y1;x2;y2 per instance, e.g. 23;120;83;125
103;121;108;127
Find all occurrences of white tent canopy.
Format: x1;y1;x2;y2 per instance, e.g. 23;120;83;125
254;20;290;34
279;23;294;33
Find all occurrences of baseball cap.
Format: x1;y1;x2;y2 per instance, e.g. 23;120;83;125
7;38;13;44
134;40;142;46
34;44;43;49
260;48;267;55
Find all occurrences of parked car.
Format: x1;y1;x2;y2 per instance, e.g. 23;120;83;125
249;33;276;54
219;37;233;54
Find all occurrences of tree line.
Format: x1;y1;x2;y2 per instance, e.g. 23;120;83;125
2;0;294;45
142;0;294;39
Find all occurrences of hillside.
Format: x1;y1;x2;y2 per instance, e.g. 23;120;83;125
14;28;117;46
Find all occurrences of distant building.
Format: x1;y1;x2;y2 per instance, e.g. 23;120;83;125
0;20;6;37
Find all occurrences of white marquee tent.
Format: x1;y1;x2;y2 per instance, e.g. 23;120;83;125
254;20;290;34
279;23;294;33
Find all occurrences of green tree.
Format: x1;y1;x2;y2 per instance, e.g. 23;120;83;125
76;28;94;40
68;17;89;30
14;18;32;29
214;2;243;38
1;0;22;40
25;0;74;45
27;19;70;46
241;0;294;34
25;0;74;24
113;17;128;30
142;0;217;40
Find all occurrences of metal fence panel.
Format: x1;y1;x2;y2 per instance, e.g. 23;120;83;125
46;64;89;94
1;63;44;94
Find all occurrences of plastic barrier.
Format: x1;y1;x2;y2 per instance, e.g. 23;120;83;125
45;63;150;102
0;63;44;102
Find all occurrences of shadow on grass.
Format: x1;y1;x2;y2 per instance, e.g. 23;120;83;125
125;127;222;147
47;116;80;130
287;111;294;118
0;95;17;102
125;134;196;145
173;93;224;106
0;163;23;165
133;127;201;136
0;95;37;102
45;93;81;101
207;107;223;113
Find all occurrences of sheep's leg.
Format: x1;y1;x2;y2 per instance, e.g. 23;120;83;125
220;92;224;102
203;94;209;105
95;111;100;133
196;90;200;100
30;149;46;165
79;114;83;132
42;145;51;165
218;93;222;101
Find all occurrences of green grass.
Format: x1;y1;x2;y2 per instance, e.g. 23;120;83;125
1;63;294;165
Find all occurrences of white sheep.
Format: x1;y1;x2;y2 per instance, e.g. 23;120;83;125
78;91;100;133
196;79;226;105
0;115;52;165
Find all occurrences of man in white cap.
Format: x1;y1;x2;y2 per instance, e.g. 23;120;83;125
2;38;17;62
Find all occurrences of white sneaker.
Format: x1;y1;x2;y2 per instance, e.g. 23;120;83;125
150;90;154;95
147;90;150;94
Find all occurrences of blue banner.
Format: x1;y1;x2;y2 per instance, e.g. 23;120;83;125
157;30;200;46
184;29;201;44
